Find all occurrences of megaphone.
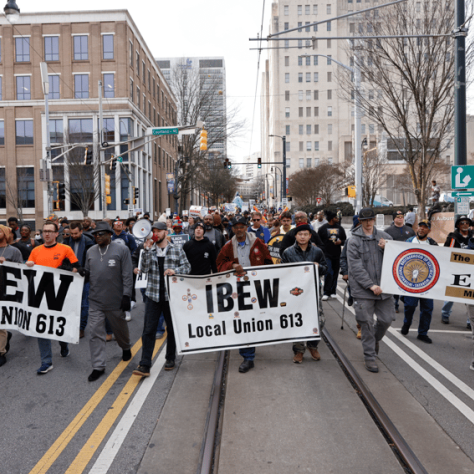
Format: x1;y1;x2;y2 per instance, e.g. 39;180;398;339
133;219;152;240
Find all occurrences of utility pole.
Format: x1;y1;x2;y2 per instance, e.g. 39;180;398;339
98;80;106;218
282;136;287;199
40;63;53;216
354;47;363;213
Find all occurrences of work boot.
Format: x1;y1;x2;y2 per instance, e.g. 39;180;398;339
365;360;379;373
293;352;304;364
308;347;321;361
239;360;254;373
401;324;409;336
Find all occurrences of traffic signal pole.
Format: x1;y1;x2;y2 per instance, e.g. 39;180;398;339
282;136;287;200
98;80;107;218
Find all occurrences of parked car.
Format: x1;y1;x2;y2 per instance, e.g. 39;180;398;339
372;195;393;207
440;192;455;203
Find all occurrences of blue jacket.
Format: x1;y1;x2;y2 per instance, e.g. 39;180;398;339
247;225;271;244
63;234;95;267
112;230;137;254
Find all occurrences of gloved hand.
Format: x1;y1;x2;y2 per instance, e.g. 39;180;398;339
120;295;131;312
77;266;86;277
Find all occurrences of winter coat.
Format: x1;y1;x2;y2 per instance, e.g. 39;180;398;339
281;242;328;276
347;225;393;300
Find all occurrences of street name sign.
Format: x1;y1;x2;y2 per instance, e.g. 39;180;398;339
452;191;474;197
150;127;179;136
451;165;474;189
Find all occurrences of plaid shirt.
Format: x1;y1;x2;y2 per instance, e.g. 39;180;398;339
141;242;191;302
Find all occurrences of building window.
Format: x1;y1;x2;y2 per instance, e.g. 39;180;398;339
305;5;310;14
314;24;318;32
73;35;88;60
328;124;333;134
313;5;318;14
328;141;333;151
328;106;332;116
306;125;311;135
315;141;319;151
16;76;31;100
74;74;89;99
17;168;35;207
284;5;289;15
306;90;311;100
314;90;319;100
298;56;303;66
48;75;60;99
130;78;134;101
50;119;63;145
306;142;311;151
314;158;319;167
306;107;311;117
299;158;304;168
285;107;290;118
306;72;311;82
307;158;312;167
103;73;114;98
0;38;2;62
298;90;303;101
0;121;4;145
286;158;291;168
44;36;59;61
305;21;310;32
285;90;290;101
285;73;290;83
16;120;33;145
129;41;133;67
306;56;311;66
285;56;290;66
15;38;30;62
286;142;291;152
298;5;302;15
69;118;93;143
284;22;289;30
314;107;319;116
369;124;375;134
313;55;318;66
327;21;331;31
0;76;3;100
142;61;146;82
362;124;366;134
103;34;114;60
327;4;331;14
328;89;332;100
328;157;333;164
314;72;319;82
327;72;332;82
298;73;303;83
298;40;303;49
299;125;304;135
286;125;291;135
299;107;303;117
0;168;5;208
298;22;303;32
285;40;290;49
136;51;140;75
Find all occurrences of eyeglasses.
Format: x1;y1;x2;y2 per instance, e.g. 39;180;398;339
95;231;109;237
252;219;261;221
43;230;57;234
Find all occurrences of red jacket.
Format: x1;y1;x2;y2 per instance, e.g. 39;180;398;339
217;232;273;271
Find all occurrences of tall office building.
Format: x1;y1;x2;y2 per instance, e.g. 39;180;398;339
0;10;178;227
155;57;227;159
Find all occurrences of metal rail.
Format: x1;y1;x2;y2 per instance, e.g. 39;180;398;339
197;350;229;474
322;328;428;474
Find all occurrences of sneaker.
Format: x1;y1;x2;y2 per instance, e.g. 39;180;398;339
155;332;165;339
308;347;321;361
5;331;12;354
441;317;449;324
417;334;432;344
88;369;105;382
60;346;70;358
133;365;150;377
122;349;132;361
365;360;379;373
401;325;409;336
293;352;304;364
37;364;53;375
125;311;132;322
164;359;175;371
131;301;137;310
330;294;337;299
322;295;329;301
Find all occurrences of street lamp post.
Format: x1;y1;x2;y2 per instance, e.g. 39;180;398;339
4;0;20;23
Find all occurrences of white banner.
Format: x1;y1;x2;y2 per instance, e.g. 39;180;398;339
0;262;84;343
167;263;320;355
381;241;474;304
135;250;148;289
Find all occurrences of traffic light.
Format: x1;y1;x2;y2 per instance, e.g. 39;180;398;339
110;156;117;172
257;157;262;169
227;160;232;169
200;129;208;151
132;186;136;205
223;158;228;169
134;187;140;199
83;147;93;165
345;186;356;198
58;182;66;201
105;174;111;205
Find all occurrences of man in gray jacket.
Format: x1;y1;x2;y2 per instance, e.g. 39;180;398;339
85;222;133;382
347;208;395;373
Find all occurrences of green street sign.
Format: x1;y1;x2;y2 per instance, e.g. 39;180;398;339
117;157;123;163
152;127;179;136
452;191;474;197
451;165;474;189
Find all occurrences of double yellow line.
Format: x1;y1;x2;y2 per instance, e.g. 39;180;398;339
29;334;166;474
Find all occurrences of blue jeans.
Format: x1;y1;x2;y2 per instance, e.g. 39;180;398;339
324;257;340;296
80;282;90;331
37;338;68;366
393;295;400;310
403;296;433;336
239;347;255;361
441;301;454;319
156;313;165;335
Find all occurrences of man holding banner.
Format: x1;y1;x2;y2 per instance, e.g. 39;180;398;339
347;208;395;374
216;217;273;373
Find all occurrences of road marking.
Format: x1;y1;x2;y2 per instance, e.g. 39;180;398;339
28;338;143;474
65;337;166;473
89;348;167;473
392;328;470;334
332;286;474;424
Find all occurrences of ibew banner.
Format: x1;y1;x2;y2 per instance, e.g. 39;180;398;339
0;262;84;343
167;262;320;355
381;241;474;304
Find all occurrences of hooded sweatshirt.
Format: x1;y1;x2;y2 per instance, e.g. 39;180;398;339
182;236;218;275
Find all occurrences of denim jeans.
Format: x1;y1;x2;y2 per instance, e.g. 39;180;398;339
393;295;400;310
239;347;255;361
156;313;165;335
80;282;90;331
37;338;68;366
441;301;454;319
324;257;340;296
140;298;175;368
403;296;433;336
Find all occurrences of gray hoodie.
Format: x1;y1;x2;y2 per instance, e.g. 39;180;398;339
346;225;392;300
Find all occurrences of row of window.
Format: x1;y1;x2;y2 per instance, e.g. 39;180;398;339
285;71;332;83
285;140;333;152
10;35;115;64
283;5;331;16
0;167;35;208
285;55;332;67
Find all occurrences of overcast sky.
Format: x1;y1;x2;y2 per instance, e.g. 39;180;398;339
10;1;474;162
16;0;273;162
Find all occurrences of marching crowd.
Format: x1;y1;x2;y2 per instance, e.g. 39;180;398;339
1;204;474;380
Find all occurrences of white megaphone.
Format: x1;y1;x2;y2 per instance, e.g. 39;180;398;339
132;219;153;240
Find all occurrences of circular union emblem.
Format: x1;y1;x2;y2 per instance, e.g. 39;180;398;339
393;249;440;294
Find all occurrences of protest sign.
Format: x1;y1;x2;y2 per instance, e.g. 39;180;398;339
167;262;320;354
135;250;148;289
267;234;285;264
169;234;190;248
0;262;84;343
381;241;474;304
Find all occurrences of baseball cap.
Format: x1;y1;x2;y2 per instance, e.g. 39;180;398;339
358;208;376;220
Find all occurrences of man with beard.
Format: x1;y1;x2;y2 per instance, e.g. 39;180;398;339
216;217;273;373
280;211;325;254
401;220;438;343
0;225;23;367
85;222;133;382
183;222;217;275
133;221;191;377
203;214;226;253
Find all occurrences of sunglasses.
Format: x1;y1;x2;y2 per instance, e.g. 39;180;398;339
95;231;109;237
252;219;261;221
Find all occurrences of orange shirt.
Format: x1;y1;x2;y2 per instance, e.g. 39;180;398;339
28;243;78;269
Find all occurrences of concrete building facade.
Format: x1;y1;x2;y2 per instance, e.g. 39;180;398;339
0;10;178;227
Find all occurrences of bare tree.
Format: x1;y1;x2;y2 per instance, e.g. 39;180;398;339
167;59;246;210
5;167;33;222
336;0;473;216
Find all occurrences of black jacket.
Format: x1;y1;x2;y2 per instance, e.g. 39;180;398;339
182;236;218;275
280;226;325;255
281;242;327;276
317;223;346;258
63;234;95;267
444;229;474;249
